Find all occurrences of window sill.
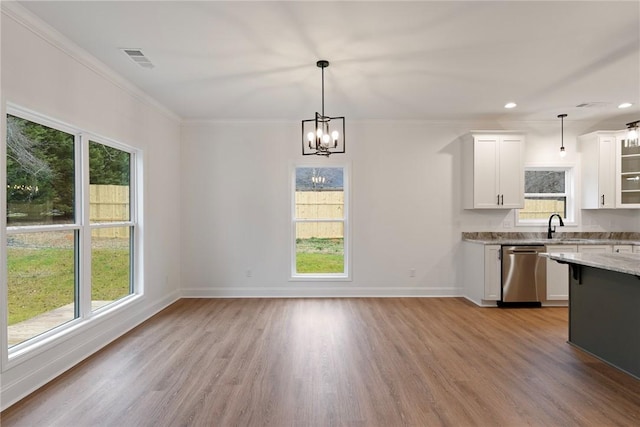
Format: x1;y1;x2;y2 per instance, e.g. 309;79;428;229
289;275;352;282
515;221;578;228
4;294;143;370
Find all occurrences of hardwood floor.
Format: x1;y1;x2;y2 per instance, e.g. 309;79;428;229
2;298;639;426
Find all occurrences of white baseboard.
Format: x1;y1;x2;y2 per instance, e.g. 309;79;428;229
1;291;180;411
181;286;464;298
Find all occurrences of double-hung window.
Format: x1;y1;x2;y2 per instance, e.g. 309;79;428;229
4;106;140;354
291;165;349;279
516;167;575;225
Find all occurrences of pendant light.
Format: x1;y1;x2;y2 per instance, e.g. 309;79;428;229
626;120;639;147
301;60;345;156
558;114;567;158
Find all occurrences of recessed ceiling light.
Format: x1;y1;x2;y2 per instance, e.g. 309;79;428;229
618;102;633;109
504;102;517;109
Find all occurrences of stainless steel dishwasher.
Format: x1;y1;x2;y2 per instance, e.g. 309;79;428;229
499;245;546;307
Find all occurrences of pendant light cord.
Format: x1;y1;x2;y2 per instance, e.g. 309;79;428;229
321;65;325;117
558;113;567;148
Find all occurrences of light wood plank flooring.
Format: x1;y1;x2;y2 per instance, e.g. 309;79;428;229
2;298;639;426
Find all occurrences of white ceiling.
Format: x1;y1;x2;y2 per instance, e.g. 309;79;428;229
16;1;640;123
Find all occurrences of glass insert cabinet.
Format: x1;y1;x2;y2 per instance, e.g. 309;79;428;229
619;134;640;207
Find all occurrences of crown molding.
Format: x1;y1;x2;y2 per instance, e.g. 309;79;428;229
1;1;181;123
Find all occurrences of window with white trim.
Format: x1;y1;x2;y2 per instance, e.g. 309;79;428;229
291;165;349;279
5;106;140;353
516;167;575;225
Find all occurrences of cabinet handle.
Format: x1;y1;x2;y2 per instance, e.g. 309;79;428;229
497;194;500;205
500;194;504;205
601;194;605;206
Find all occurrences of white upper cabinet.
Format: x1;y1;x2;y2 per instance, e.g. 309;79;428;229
580;130;640;209
463;133;524;209
579;132;616;209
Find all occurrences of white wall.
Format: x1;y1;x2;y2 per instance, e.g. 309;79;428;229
181;120;474;297
1;6;181;409
2;0;638;412
180;118;638;298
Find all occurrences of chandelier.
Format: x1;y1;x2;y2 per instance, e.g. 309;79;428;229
311;169;326;190
302;60;345;156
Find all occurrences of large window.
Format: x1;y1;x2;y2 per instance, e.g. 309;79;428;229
516;167;574;225
5;107;139;352
292;166;349;279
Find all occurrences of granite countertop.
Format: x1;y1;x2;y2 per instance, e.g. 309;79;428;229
462;232;640;246
540;252;640;276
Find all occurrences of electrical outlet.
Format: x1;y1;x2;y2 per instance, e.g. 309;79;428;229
246;269;252;278
503;220;512;228
409;268;416;278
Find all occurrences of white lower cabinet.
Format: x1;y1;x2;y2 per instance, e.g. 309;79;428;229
483;245;501;300
463;243;500;306
577;245;613;253
464;242;637;307
545;245;577;300
544;244;621;303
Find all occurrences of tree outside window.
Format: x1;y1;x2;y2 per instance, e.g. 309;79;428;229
5;109;139;350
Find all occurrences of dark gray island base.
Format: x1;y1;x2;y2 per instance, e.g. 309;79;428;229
542;252;640;380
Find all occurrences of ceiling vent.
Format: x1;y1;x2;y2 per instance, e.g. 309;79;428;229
575;102;609;108
121;48;154;69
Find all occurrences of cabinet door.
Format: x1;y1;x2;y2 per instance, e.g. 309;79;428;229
617;131;640;208
498;136;524;208
613;245;633;253
484;245;501;300
634;246;640;254
598;136;616;208
545;245;576;300
474;137;500;208
577;245;612;253
580;132;619;209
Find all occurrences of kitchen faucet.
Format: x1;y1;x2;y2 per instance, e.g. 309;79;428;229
547;214;565;239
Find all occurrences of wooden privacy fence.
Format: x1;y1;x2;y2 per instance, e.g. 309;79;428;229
90;185;130;239
295;191;344;239
518;199;566;220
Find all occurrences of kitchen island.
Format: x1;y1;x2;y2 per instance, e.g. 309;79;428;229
542;252;640;379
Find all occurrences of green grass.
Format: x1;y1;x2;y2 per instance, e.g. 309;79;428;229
296;237;344;273
8;237;342;325
296;253;344;273
7;247;130;325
